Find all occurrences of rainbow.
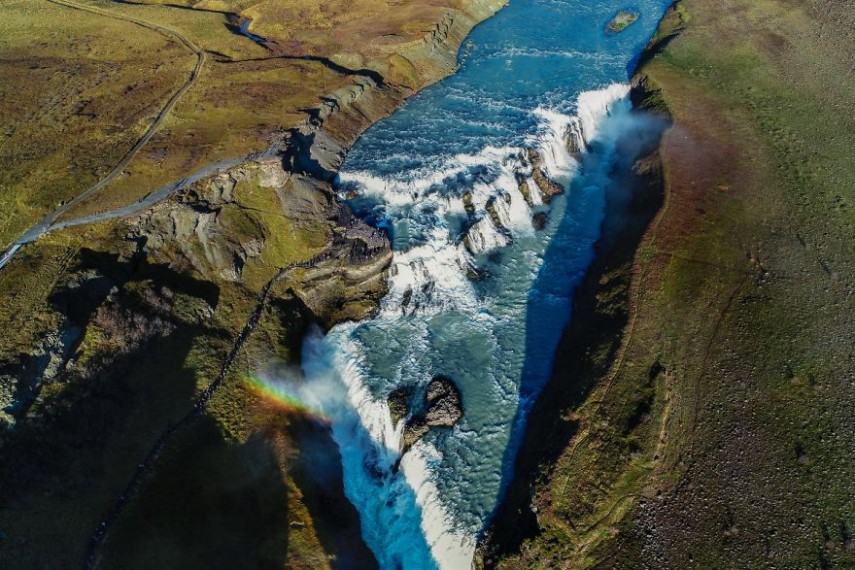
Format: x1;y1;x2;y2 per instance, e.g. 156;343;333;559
243;373;328;421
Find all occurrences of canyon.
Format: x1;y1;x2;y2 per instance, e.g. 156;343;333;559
1;0;852;568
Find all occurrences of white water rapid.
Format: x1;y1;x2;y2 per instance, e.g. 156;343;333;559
298;84;634;569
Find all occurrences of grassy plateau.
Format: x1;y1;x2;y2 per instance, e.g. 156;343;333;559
482;0;855;568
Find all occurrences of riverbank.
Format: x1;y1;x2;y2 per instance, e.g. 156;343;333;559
0;1;508;567
477;67;671;567
480;0;855;567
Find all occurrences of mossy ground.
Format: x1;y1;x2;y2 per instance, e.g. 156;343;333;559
488;0;855;568
0;0;496;246
0;0;192;247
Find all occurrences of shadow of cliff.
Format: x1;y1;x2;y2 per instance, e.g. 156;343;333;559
281;130;338;182
97;415;292;570
1;248;221;423
54;247;221;311
288;417;380;570
481;107;670;561
0;250;229;568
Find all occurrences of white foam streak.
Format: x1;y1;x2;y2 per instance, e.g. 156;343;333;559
401;443;476;569
532;107;577;179
340;145;520;205
495;172;536;231
383;231;479;315
466;218;508;254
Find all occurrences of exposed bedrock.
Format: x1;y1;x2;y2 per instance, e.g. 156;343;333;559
125;159;392;327
387;385;415;427
524;148;565;203
565;118;588;159
397;376;464;452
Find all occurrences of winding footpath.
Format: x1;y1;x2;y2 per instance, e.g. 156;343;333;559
0;1;387;273
0;0;206;271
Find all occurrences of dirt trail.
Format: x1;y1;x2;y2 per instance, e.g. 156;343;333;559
0;0;207;271
45;1;205;216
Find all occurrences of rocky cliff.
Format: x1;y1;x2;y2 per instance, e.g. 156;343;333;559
0;1;507;568
477;73;671;568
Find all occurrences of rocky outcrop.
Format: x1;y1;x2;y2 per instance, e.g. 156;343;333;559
565;118;587;159
401;376;463;451
525;148;564;203
606;10;640;34
532;212;549;230
123;159;392;327
387;386;414;427
423;376;463;426
0;318;80;428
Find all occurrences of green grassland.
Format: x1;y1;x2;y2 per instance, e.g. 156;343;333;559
64;58;352;219
0;0;498;246
485;0;855;568
141;0;476;68
0;0;193;247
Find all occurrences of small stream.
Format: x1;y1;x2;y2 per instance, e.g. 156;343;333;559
238;19;267;45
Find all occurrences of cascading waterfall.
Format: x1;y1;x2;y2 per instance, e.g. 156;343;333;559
291;0;673;566
301;85;637;569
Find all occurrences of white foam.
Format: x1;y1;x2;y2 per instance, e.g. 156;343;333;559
465;217;509;254
401;441;477;569
531;107;577;180
577;83;631;143
341;144;520;206
382;228;479;315
496;173;535;231
304;82;635;570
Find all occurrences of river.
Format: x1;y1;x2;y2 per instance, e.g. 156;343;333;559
296;1;672;568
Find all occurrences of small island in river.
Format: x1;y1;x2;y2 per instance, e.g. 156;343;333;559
606;10;640;34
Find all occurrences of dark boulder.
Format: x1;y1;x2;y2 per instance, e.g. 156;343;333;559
387;386;414;427
525;149;564;203
401;376;463;452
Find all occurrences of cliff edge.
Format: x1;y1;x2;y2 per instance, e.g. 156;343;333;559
0;1;506;568
479;0;855;567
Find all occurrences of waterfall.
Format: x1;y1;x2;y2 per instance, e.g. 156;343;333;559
299;84;635;569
